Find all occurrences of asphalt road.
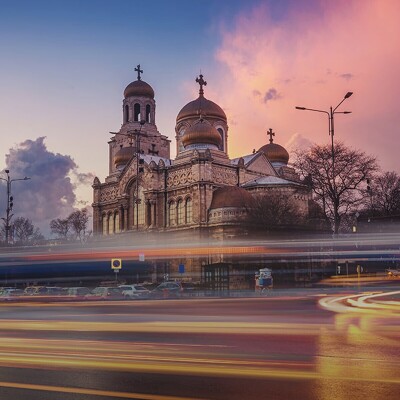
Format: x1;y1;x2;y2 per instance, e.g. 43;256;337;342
0;287;399;400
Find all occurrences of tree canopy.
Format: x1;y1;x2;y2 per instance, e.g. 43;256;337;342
294;142;379;233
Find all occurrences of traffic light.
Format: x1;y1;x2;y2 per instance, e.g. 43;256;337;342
9;196;13;210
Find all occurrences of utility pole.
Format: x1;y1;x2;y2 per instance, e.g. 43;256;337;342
0;169;31;245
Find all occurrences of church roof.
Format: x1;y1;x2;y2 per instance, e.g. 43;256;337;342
259;142;289;165
242;176;303;187
176;74;226;122
181;118;222;148
124;80;155;99
210;186;253;209
141;154;172;166
231;153;258;166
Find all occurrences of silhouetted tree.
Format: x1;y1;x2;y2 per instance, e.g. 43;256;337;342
247;191;304;231
294;142;378;234
50;218;71;240
365;171;400;216
68;208;89;242
12;217;44;245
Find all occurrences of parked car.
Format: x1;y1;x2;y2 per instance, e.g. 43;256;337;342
64;287;91;299
151;281;184;299
119;284;150;299
85;286;125;300
0;288;25;301
24;286;63;296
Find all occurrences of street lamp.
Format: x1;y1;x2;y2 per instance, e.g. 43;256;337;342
296;92;353;233
0;169;31;245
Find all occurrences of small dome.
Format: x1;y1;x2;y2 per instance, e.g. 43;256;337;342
182;119;222;148
210;186;253;209
177;96;226;122
259;142;289;165
124;80;154;99
114;146;136;168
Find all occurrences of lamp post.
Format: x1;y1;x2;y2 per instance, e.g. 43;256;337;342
0;169;31;245
296;92;353;234
129;120;146;231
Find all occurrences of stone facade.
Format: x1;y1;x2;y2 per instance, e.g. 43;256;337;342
92;71;312;241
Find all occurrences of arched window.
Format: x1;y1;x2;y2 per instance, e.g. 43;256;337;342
146;104;151;123
102;215;108;235
178;129;185;152
124;105;129;123
168;201;176;226
133;186;145;227
108;213;114;235
114;212;120;233
217;128;224;151
134;103;141;122
177;199;184;225
185;198;192;224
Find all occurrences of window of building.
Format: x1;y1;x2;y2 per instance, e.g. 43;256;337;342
168;201;176;226
134;103;141;122
124;105;129;123
217;128;224;151
132;186;145;228
177;199;184;225
114;212;120;233
146;104;151;123
102;215;108;235
185;198;192;224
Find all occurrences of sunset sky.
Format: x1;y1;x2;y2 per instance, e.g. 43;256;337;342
1;0;399;235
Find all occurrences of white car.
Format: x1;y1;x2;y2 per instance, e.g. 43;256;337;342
118;284;150;299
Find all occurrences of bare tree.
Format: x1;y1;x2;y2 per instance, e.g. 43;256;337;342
12;217;44;245
366;171;400;216
50;218;70;240
68;208;89;242
294;142;379;234
247;191;304;231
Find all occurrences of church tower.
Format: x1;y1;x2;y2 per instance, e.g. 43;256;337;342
108;65;170;175
175;74;228;155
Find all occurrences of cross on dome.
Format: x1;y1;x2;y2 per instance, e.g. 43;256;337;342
267;128;275;143
135;64;143;81
196;74;207;96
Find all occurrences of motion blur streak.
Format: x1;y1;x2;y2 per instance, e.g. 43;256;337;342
0;381;202;400
318;291;400;314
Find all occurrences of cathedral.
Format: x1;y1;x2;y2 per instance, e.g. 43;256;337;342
92;66;312;241
92;65;318;286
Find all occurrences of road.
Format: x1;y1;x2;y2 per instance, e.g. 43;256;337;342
0;286;399;400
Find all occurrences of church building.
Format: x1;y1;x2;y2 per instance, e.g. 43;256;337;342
92;66;312;241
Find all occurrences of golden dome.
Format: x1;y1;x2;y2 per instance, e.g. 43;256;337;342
181;119;222;148
177;95;226;122
210;186;253;209
114;146;136;168
259;142;289;165
124;80;154;99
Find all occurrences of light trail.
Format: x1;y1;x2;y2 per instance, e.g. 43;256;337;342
0;381;204;400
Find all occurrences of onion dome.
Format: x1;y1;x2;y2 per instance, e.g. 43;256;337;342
210;186;253;210
181;118;222;149
177;74;226;122
114;146;136;169
124;80;154;99
258;128;289;165
259;142;289;165
177;96;226;122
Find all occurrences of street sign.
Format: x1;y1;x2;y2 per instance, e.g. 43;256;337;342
179;264;185;274
111;258;122;269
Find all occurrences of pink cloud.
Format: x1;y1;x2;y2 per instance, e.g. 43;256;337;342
211;0;400;171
